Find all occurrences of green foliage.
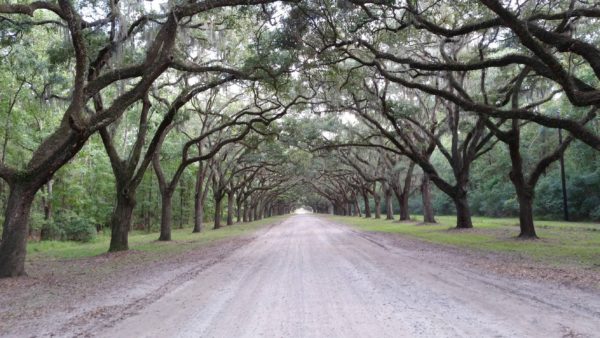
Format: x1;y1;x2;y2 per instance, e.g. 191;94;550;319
54;210;97;242
41;221;66;241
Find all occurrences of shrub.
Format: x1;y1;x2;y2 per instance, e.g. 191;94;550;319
41;221;66;241
54;211;97;242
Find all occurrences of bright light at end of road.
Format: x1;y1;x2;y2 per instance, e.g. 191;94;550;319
294;208;312;214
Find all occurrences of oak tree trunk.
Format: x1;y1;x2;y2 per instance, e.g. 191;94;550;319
193;191;204;233
507;130;538;239
421;175;436;223
374;194;381;219
385;188;394;220
236;199;242;223
214;197;223;229
398;193;410;221
158;190;174;241
109;186;136;252
454;193;473;229
243;202;249;222
517;191;537;238
362;191;371;218
226;191;234;226
0;184;36;277
354;198;362;217
400;163;414;220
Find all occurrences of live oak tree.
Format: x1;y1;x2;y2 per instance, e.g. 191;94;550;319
482;69;596;237
0;0;289;277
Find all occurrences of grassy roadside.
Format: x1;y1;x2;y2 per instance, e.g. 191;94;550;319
27;215;289;261
329;215;600;269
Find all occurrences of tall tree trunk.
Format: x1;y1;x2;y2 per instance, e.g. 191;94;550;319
421;175;436;223
236;199;242;223
193;190;204;233
226;191;234;226
214;196;223;229
193;166;211;233
243;202;249;222
508;150;538;238
507;131;539;239
454;191;473;229
0;183;36;277
109;184;136;252
258;202;264;220
354;197;362;217
374;193;381;219
384;187;394;220
158;190;174;241
400;163;415;221
516;190;537;238
399;192;410;221
362;190;371;218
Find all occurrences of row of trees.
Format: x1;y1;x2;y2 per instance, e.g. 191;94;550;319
1;0;599;278
287;0;599;239
0;0;312;277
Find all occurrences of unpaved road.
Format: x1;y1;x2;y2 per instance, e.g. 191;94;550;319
96;214;600;338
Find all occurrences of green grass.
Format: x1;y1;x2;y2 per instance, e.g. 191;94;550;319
329;215;600;268
27;216;288;261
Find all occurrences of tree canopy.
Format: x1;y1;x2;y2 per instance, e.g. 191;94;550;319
0;0;599;277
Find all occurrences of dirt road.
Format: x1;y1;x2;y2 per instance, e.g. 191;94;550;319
98;215;600;337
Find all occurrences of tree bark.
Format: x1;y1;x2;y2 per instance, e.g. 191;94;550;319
0;183;36;277
362;190;371;218
399;163;414;221
158;190;173;241
226;190;234;226
353;197;362;217
214;196;223;229
109;184;136;251
506;127;539;239
397;192;409;221
258;202;264;219
373;193;381;219
236;199;242;223
508;147;538;238
454;193;473;229
243;202;249;222
516;191;537;238
193;165;212;233
193;190;204;233
384;186;394;220
421;175;436;223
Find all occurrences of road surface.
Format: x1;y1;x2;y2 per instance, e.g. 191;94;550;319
99;214;600;337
